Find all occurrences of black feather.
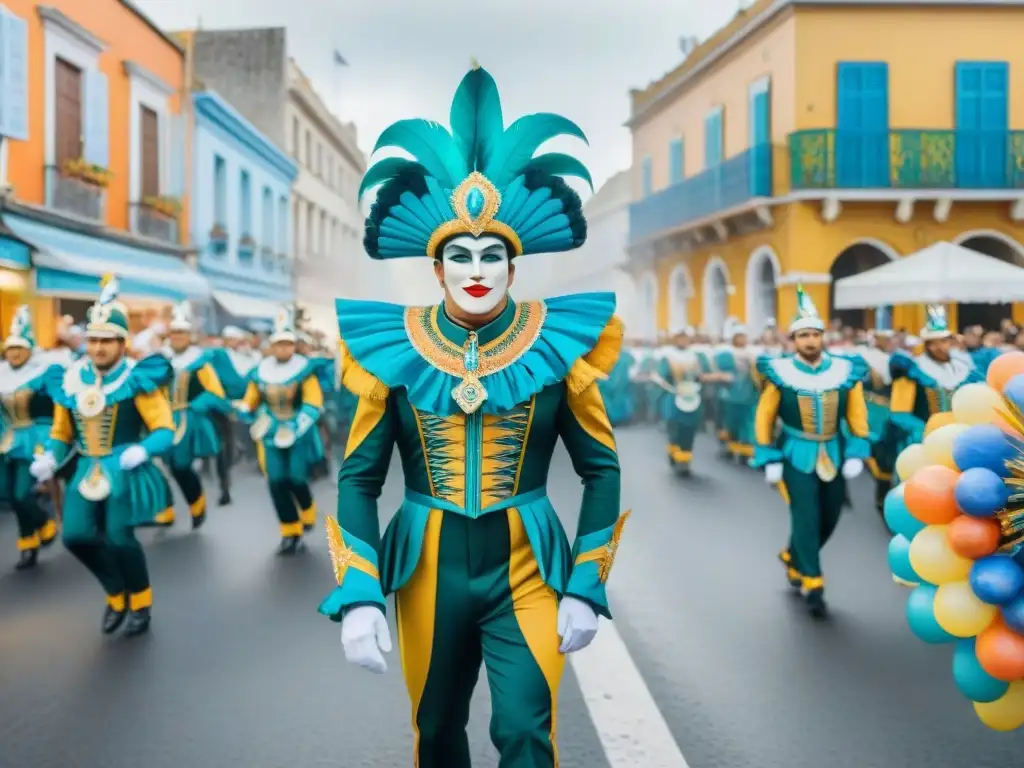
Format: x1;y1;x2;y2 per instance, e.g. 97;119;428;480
521;169;587;249
363;170;431;258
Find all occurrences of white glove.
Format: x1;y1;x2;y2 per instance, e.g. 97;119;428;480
557;596;599;654
764;463;784;484
119;445;149;471
340;605;392;674
30;452;57;482
842;458;864;479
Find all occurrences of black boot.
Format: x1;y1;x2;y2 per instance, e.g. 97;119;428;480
123;607;151;637
218;490;231;507
276;536;303;556
14;548;38;571
805;589;828;619
102;605;127;635
191;509;207;531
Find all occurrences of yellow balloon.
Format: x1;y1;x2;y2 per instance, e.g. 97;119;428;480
952;383;1004;426
923;423;969;469
895;443;929;481
925;411;957;436
974;681;1024;732
933;580;999;637
909;525;973;585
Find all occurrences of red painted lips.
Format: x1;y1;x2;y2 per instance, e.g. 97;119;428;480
462;284;492;298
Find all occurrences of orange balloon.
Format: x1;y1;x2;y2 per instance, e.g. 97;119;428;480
904;464;961;524
987;351;1024;392
926;412;957;436
977;620;1024;682
946;515;1002;559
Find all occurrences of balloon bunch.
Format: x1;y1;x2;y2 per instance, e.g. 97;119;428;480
884;352;1024;731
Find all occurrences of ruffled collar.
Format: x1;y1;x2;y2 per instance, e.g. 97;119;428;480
165;345;204;372
758;352;866;394
256;354;309;385
0;355;52;395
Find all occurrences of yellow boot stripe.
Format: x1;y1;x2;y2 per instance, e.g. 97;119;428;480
16;534;41;551
107;593;126;612
189;494;206;518
38;520;58;542
801;576;825;591
154;508;176;524
300;502;318;525
129;588;153;611
280;521;304;537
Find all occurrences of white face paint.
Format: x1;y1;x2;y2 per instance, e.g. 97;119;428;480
440;235;510;316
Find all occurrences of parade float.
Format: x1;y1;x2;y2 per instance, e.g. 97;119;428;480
884;351;1024;731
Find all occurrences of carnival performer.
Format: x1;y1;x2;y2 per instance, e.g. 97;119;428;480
158;301;230;529
715;319;758;462
210;325;261;496
0;307;60;569
652;328;704;474
318;64;627;768
752;286;871;618
889;306;983;459
30;277;175;637
234;307;324;554
692;332;724;443
856;330;897;512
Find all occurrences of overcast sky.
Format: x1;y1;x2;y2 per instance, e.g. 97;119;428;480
135;0;736;194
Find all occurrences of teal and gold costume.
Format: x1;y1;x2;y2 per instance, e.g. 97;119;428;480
0;307;60;568
652;335;703;472
854;343;897;511
237;307;324;551
714;324;758;461
752;287;871;616
32;277;175;636
318;65;628;767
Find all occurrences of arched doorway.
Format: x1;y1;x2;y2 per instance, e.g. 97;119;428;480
829;241;896;329
637;271;658;341
702;258;729;338
745;247;779;335
954;232;1024;332
668;264;692;333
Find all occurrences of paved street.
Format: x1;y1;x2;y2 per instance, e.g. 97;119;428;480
2;425;1023;767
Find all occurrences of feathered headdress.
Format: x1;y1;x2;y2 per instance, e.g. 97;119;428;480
4;305;35;350
788;284;825;335
921;304;952;341
169;300;194;333
359;63;591;260
86;274;130;339
270;305;297;345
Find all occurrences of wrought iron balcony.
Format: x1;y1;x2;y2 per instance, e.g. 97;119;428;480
44;165;104;221
628;143;774;246
789;129;1024;190
130;202;179;244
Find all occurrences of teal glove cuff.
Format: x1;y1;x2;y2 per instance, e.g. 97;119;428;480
565;512;630;620
317;525;386;622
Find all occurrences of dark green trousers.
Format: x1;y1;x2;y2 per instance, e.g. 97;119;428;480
268;480;314;536
396;508;563;768
666;412;699;465
781;464;846;587
4;460;49;550
170;466;206;521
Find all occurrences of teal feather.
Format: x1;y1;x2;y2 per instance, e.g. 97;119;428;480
372;119;469;186
484;114;588;186
522;153;593;190
449;68;504;171
358;158;427;200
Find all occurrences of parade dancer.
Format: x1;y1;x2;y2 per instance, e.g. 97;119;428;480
889;306;983;458
752;286;872;618
30;277;175;637
652;328;704;474
318;64;628;768
0;307;60;569
235;307;324;555
159;301;229;530
715;320;758;461
208;326;257;505
856;330;897;512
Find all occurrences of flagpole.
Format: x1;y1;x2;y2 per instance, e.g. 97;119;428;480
332;49;348;114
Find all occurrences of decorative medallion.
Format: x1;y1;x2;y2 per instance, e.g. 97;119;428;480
79;465;112;501
274;423;296;449
451;172;502;237
76;387;107;419
452;374;488;415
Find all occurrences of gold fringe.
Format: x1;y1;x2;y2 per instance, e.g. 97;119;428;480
565;315;624;394
338;339;390;400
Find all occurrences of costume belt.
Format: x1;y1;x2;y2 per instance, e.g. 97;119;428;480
403;486;547;519
781;425;837;443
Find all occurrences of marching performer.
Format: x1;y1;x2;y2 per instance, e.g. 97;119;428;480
159;301;230;529
715;319;758;461
652;328;704;473
30;277;175;637
856;330;897;512
235;306;324;554
210;325;262;499
0;307;60;568
318;64;628;767
752;287;872;618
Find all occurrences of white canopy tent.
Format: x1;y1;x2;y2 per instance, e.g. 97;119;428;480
833;241;1024;309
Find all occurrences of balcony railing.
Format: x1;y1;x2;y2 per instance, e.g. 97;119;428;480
130;202;179;244
628;143;774;245
790;129;1024;190
45;165;104;221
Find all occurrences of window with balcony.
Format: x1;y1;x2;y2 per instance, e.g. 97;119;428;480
669;139;684;185
210;154;227;254
261;186;274;269
641;156;652;197
55;58;82;167
140;106;159;198
278;195;288;256
704;106;723;169
239;170;253;261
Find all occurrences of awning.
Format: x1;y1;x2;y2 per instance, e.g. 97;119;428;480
833;241;1024;309
212;290;281;322
2;212;209;300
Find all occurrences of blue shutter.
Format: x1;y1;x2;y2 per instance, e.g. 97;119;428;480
835;62;889;187
749;86;770;146
704;109;723;168
641;156;652;197
82;70;110;168
0;7;30;141
955;61;1008;188
668;139;684;184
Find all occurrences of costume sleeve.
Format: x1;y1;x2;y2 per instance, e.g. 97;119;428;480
318;392;396;621
844;381;872;459
48;404;74;462
889;377;925;442
752;381;783;467
134;390;175;455
193;363;230;413
233;380;261;423
557;380;625;620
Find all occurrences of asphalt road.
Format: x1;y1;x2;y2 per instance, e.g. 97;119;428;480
1;425;1022;767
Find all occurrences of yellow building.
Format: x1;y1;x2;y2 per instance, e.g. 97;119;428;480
627;0;1024;340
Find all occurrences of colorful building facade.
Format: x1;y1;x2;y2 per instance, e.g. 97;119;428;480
628;0;1024;339
0;0;205;345
190;90;298;331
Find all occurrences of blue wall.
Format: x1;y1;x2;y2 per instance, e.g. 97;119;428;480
191;91;298;301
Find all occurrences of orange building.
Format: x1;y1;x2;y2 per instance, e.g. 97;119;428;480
0;0;207;346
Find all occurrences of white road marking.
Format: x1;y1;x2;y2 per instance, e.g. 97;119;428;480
569;620;691;767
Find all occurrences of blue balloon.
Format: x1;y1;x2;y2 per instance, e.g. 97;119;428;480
1004;373;1024;413
954;467;1009;518
953;638;1010;702
883;485;925;539
906;585;956;644
1002;593;1024;634
952;424;1015;477
888;535;920;583
969;555;1024;605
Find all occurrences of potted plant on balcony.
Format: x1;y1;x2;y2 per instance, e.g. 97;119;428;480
143;195;182;218
238;234;256;260
62;157;112;188
209;223;229;255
